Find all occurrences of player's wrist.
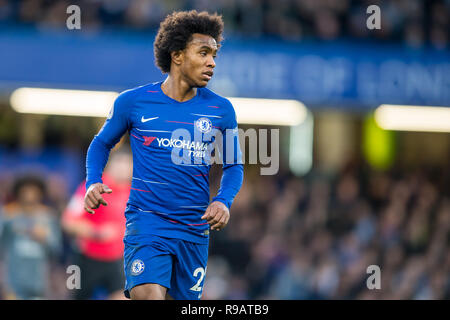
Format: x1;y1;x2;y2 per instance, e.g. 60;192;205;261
211;198;230;210
85;180;103;191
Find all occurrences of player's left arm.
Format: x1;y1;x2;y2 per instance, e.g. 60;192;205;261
202;101;244;231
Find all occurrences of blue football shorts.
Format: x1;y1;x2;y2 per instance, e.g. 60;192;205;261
123;234;209;300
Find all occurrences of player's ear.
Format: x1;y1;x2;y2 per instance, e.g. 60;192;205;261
171;50;183;66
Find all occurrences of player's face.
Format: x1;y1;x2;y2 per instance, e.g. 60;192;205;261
181;33;218;87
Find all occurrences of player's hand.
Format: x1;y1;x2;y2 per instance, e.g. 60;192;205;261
84;183;112;214
201;201;230;231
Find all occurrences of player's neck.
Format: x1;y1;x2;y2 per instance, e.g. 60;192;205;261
161;75;197;103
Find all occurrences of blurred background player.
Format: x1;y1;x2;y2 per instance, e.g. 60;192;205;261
62;149;132;300
0;176;60;299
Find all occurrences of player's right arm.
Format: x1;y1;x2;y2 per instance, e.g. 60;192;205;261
84;90;135;214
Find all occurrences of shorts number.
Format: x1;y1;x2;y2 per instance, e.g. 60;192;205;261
190;267;206;292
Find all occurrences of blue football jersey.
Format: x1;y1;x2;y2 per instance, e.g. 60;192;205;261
86;81;244;244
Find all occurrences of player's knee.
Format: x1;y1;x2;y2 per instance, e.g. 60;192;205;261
130;283;166;300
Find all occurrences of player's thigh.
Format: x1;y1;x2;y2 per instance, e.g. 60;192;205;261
169;240;209;300
130;283;167;300
123;235;174;299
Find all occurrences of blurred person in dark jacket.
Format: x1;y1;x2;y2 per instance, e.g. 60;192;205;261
0;175;60;299
61;149;132;300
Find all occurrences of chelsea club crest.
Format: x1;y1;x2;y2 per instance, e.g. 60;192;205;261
131;259;145;276
195;117;212;133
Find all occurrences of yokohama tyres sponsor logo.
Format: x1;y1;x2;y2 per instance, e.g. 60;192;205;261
156;138;208;151
156;137;208;158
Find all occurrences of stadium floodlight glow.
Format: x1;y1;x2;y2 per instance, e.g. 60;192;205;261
374;104;450;133
228;97;307;126
10;87;119;117
10;88;308;126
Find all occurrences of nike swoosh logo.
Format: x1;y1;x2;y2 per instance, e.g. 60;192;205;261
141;116;159;123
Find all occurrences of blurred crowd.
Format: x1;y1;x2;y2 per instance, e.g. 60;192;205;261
205;163;450;300
0;149;132;299
0;154;449;299
0;0;448;48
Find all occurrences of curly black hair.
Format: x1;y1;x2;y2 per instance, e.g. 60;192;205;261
154;10;224;74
